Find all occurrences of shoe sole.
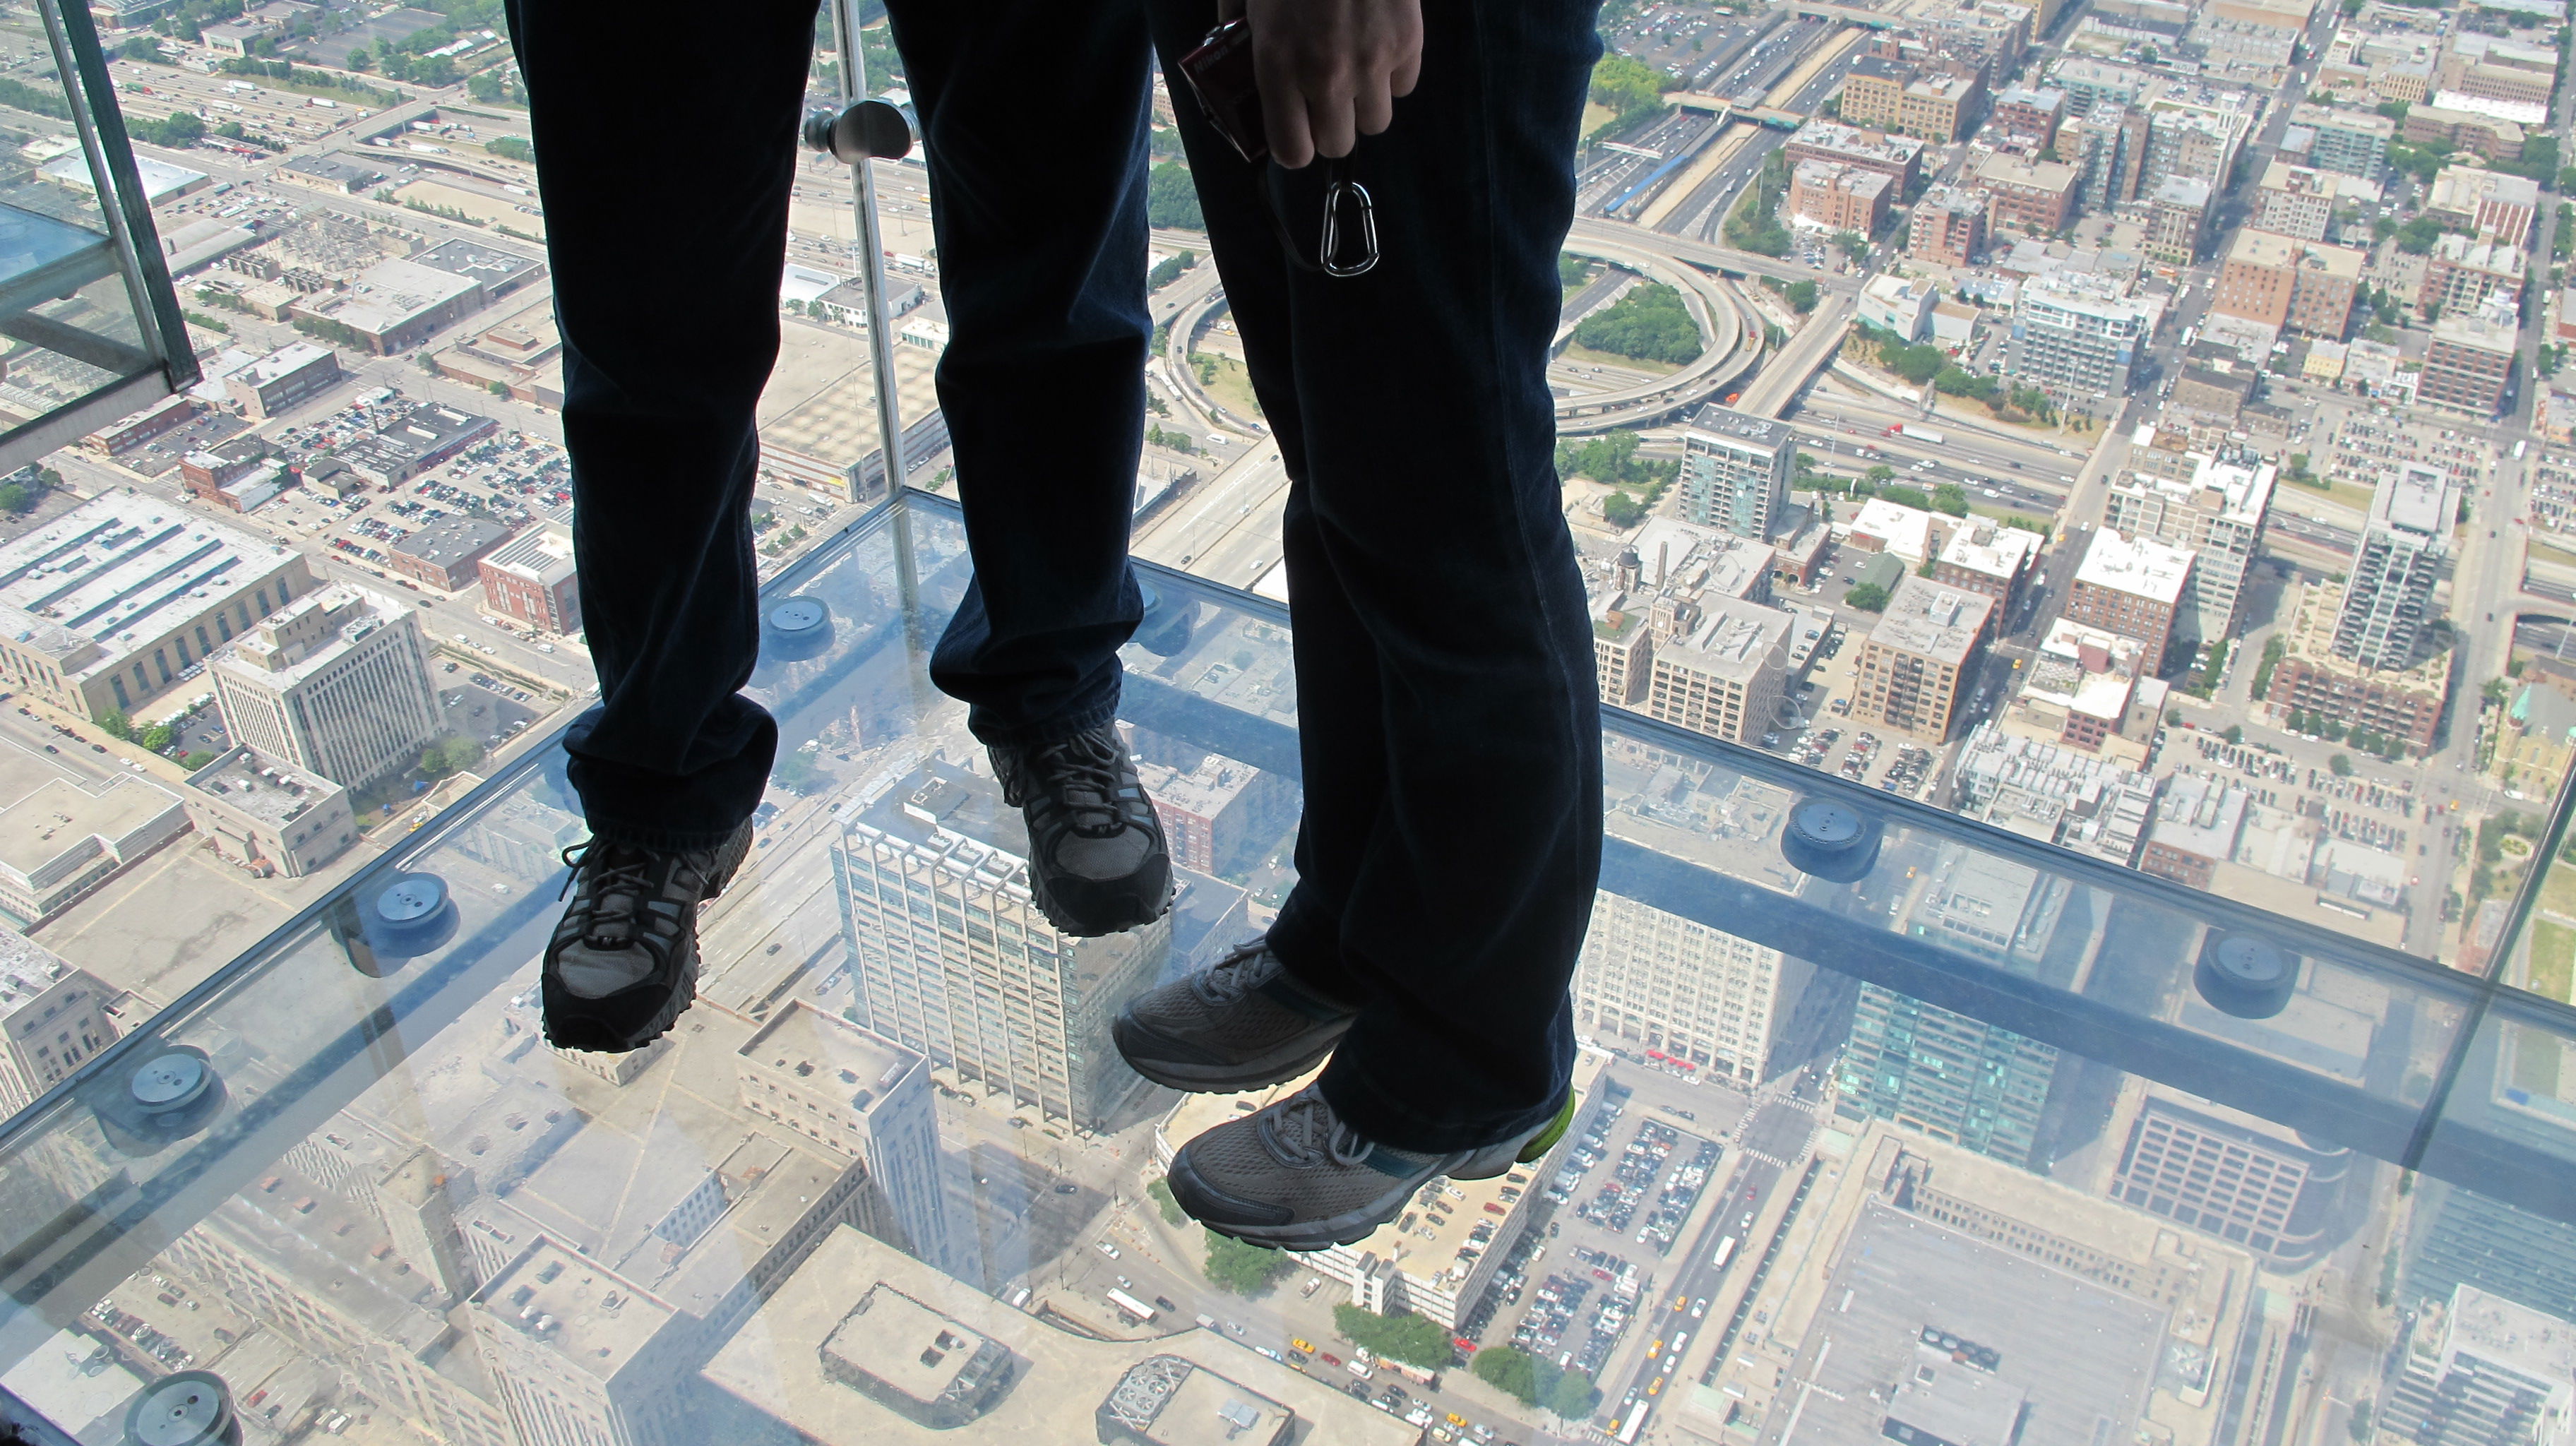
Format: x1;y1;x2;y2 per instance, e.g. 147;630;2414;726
543;821;756;1054
1172;1091;1580;1253
1027;866;1174;940
1109;1010;1356;1094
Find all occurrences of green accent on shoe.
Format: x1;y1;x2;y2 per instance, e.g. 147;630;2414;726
1515;1092;1578;1164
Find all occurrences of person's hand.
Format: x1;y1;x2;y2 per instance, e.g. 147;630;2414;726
1221;0;1421;169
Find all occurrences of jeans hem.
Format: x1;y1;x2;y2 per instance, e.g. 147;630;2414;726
1318;1058;1573;1157
578;815;752;854
967;690;1123;751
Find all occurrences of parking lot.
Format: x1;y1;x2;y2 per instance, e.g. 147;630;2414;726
1483;1080;1731;1389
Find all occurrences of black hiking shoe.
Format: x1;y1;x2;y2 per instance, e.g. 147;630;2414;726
542;818;755;1053
990;724;1172;937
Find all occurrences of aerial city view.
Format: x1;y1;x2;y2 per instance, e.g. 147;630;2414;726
0;0;2572;1445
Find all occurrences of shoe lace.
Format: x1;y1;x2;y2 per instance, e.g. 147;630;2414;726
1027;730;1127;837
1189;939;1279;1007
558;839;657;948
1258;1086;1373;1170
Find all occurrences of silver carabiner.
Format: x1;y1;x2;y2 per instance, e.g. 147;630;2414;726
1320;165;1378;278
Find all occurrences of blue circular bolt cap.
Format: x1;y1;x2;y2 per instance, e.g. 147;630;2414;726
364;872;459;958
762;596;835;661
2195;932;2296;1020
1781;796;1882;883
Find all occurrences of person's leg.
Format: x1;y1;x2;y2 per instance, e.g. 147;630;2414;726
891;0;1157;750
504;0;813;849
1148;0;1605;1153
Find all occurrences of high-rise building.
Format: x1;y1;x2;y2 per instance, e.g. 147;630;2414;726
2105;1088;2357;1269
835;764;1163;1130
1993;619;2166;763
0;492;314;723
2104;451;2274;643
2005;275;2164;407
2248;160;2335;241
1968;153;2080;237
1930;518;2039;605
2416;234;2527;319
1575;892;1811;1084
1837;54;1911;131
2144;175;2212;265
2290;103;2394;178
1837;872;2063;1166
2059;102;2149;210
1948;723;2157;864
1852;575;1993;743
1642;594;1795;746
1130;736;1297;878
2419;313;2519;417
736;1001;957;1277
2212;229;2363;338
1678;405;1795;541
2336;464;2458;670
1987;84;2066;148
2270;579;2450;753
2426;165;2540;245
2064;527;2193;668
1908;184;1989;267
210;583;444;789
0;928;115;1116
2378;1284;2575;1446
2411;1183;2576;1325
477;519;580;633
1788;159;1892;234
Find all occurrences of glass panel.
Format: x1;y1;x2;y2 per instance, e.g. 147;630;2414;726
0;0;188;457
0;498;2569;1446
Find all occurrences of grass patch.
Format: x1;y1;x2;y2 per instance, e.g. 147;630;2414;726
2538;859;2576;921
2530;917;2576;1003
1191;353;1264;420
2511;1025;2563;1099
1561;342;1683;376
2282;473;2378;514
2529;536;2576;570
1582;101;1621;141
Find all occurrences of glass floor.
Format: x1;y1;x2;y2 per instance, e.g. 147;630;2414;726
2;491;2573;1446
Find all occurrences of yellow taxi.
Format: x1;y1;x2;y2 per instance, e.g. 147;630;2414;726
1291;1339;1313;1355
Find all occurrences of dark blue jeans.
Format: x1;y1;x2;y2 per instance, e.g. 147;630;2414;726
513;0;1603;1152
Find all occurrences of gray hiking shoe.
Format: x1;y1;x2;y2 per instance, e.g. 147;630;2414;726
1167;1083;1577;1251
990;724;1171;937
1111;940;1359;1092
542;818;756;1053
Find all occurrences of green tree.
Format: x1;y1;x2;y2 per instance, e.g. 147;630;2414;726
120;36;166;62
96;709;133;741
1573;282;1703;364
485;134;533;162
1549;1368;1602;1420
2224;724;2244;745
1930;482;1969;516
2485;676;2513;705
1784;279;1819;313
487;380;511;397
772;746;821;794
1147;249;1198;289
1602;492;1647;527
1845;582;1890;612
1877;483;1932;510
1560;253;1592;286
1833;230;1868;259
1205;1231;1293;1296
1590;54;1671;121
133;110;205;149
179;750;218;771
1147;1178;1185;1226
138;722;174;753
1864;464;1894;487
1146;161;1203;229
1473;1346;1543;1404
2330;753;2354;777
1331;1304;1452;1368
0;484;28;515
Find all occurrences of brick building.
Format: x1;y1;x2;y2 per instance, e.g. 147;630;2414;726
1788;160;1893;234
2063;527;2193;669
2419;314;2517;416
1909;184;1988;266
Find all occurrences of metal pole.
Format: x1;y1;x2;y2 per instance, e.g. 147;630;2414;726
831;0;908;501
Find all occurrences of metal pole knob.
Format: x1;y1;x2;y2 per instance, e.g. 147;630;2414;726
803;95;919;164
